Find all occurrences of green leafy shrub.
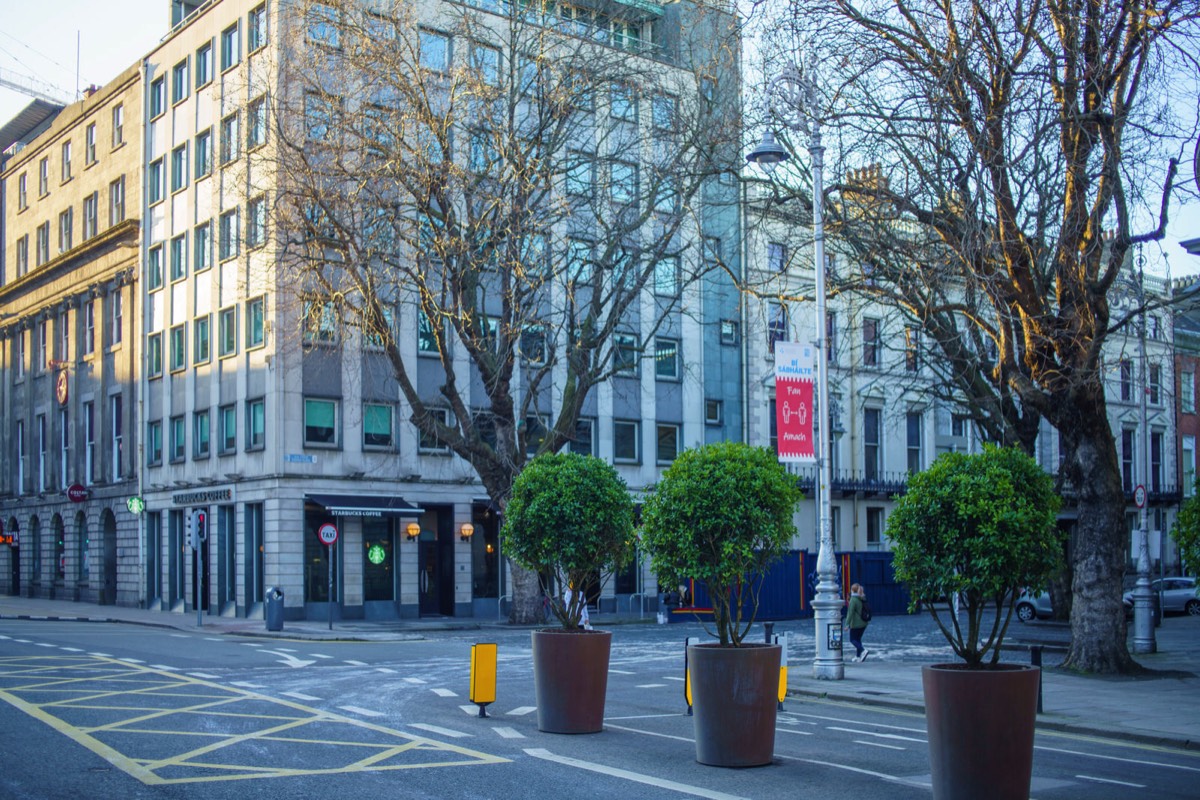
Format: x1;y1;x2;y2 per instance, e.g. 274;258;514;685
641;442;802;646
502;452;635;629
888;445;1063;667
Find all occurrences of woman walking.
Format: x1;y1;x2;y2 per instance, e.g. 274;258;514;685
845;583;870;662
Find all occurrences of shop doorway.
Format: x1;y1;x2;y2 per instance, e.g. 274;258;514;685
363;519;397;620
417;511;454;617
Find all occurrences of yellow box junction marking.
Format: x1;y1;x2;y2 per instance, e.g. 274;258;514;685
0;655;507;785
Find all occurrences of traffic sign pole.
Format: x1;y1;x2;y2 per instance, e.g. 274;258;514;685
317;523;339;631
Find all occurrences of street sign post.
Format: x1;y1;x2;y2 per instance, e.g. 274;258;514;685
317;524;338;630
1134;484;1147;509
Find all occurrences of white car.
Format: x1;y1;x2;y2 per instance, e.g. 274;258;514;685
1015;590;1054;622
1122;577;1199;616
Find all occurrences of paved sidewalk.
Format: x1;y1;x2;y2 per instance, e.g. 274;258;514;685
2;595;1197;750
787;616;1200;751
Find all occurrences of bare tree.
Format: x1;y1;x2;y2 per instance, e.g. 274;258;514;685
759;0;1200;672
256;1;741;622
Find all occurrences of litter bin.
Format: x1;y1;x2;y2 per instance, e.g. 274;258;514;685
265;586;285;631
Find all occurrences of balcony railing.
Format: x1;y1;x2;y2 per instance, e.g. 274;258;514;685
785;464;909;498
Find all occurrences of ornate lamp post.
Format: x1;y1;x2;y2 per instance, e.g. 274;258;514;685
1129;257;1156;654
747;62;843;680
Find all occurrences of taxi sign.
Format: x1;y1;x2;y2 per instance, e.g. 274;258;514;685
317;523;339;546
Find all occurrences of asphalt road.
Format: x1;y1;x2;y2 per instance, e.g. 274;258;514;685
0;619;1197;799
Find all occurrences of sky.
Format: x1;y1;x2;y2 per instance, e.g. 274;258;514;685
3;0;1198;277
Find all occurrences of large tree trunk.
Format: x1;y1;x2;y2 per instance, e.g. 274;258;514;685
509;563;545;625
1058;392;1139;673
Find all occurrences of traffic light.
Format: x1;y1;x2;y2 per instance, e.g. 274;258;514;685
186;510;196;550
194;510;207;543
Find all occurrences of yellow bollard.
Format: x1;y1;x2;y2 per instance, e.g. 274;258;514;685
684;636;699;714
470;642;497;717
776;634;788;711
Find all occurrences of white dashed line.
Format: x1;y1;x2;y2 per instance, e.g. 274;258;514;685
311;654;333;659
204;637;223;642
524;748;746;800
118;658;145;664
282;691;320;702
431;688;458;697
492;727;525;739
778;728;814;736
231;681;264;688
87;651;111;657
339;705;384;718
1076;775;1146;788
854;739;903;750
241;643;263;647
150;665;181;671
409;723;469;738
35;643;56;648
663;676;685;682
376;667;398;674
188;672;218;679
403;677;427;685
344;660;368;667
15;640;32;644
636;683;667;689
59;647;84;652
507;706;536;716
609;669;634;675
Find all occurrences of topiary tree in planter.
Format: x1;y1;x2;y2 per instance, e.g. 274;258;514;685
888;445;1064;667
503;452;635;630
888;444;1065;800
641;441;803;646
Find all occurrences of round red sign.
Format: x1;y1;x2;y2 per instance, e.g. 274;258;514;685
317;523;339;546
67;484;89;503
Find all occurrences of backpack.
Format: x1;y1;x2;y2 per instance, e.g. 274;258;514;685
860;599;872;623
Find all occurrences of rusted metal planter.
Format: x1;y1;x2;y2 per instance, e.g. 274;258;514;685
689;642;782;767
531;628;612;734
922;663;1041;800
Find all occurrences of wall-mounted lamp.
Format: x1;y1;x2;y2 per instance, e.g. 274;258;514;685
459;522;475;542
406;522;421;541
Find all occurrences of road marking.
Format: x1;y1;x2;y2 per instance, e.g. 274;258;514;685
59;647;84;653
260;650;315;669
524;748;747;800
241;643;263;647
777;728;813;736
663;676;685;682
168;634;190;639
1076;775;1146;788
432;688;458;698
0;655;508;784
35;643;56;648
339;705;384;718
775;753;930;789
403;677;427;685
231;681;264;689
459;705;480;715
606;714;679;721
1037;745;1200;773
827;726;927;743
636;683;667;688
492;727;524;739
117;658;145;664
609;669;634;675
14;640;32;644
605;723;695;743
282;691;320;702
149;665;180;671
344;660;368;667
311;653;333;659
410;723;470;738
204;637;223;642
507;706;536;716
187;672;218;679
855;739;904;750
0;636;9;640
376;667;397;674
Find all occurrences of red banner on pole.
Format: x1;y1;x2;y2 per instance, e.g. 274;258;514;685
775;341;815;462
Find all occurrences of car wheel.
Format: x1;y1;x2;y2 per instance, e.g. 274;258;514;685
1187;599;1200;617
1016;602;1036;623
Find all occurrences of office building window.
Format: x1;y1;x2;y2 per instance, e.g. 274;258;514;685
570;418;596;456
196;42;213;87
194;221;212;271
221;113;240;164
147;332;163;378
39;157;49;195
15;235;28;277
36;415;47;492
866;508;884;549
656;423;679;464
1121;429;1135;492
247;195;267;248
83;301;95;355
149;77;165;118
148;245;163;291
246;398;265;449
194;315;211;364
219;307;237;356
613;420;640;463
58;309;70;361
363;403;393;448
220;404;237;454
83;402;96;483
419;29;450;72
170;416;186;462
172;60;189;104
146;420;163;466
109;292;123;346
194;410;211;458
247;96;267;149
248;3;267;51
1149;363;1161;405
170;234;187;281
58;208;72;253
1151;431;1163;492
614;333;639;375
768;303;788;353
246;296;265;348
169;324;186;372
705;399;723;425
304;398;339;446
85;124;96;164
418;408;451;452
171;144;188;192
221;22;241;70
195;129;212;178
59;408;69;487
220;208;240;260
905;326;920;372
17;173;27;210
655;338;679;379
768;242;787;272
36;222;50;265
1183;435;1196;497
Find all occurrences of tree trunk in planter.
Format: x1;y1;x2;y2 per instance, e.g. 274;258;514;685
922;664;1040;800
530;629;611;734
689;643;781;767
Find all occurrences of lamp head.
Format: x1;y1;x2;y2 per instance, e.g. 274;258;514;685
746;130;789;174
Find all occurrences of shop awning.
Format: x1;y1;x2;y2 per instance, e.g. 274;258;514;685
306;494;424;518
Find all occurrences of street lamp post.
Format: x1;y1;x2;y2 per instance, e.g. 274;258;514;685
1131;260;1156;654
747;63;843;680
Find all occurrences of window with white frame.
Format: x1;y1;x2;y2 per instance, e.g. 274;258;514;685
705;399;723;425
83;401;96;483
15;235;28;276
36;415;46;492
108;292;122;346
83;192;97;240
864;407;882;480
768;303;788;353
570;418;596;456
221;22;240;70
906;411;922;473
1151;430;1163;492
15;420;26;494
653;256;679;296
111;394;123;480
1121;428;1135;491
866;507;884;549
767;242;787;272
614;333;638;375
863;317;880;367
109;176;125;225
419;29;450;72
1184;371;1196;413
17;172;27;209
36;222;50;265
905;326;920;372
14;329;26;380
1149;363;1161;404
58;208;73;253
1184;435;1196;497
147;332;163;378
58;310;70;362
59;408;69;486
38;157;48;195
111;104;124;146
83;300;95;355
655;338;679;379
613;419;640;463
85;123;96;164
60;141;72;181
36;319;47;372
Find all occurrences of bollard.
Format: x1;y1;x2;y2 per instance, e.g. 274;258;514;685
775;634;788;711
764;622;774;643
684;636;698;715
1029;645;1043;714
470;643;497;717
